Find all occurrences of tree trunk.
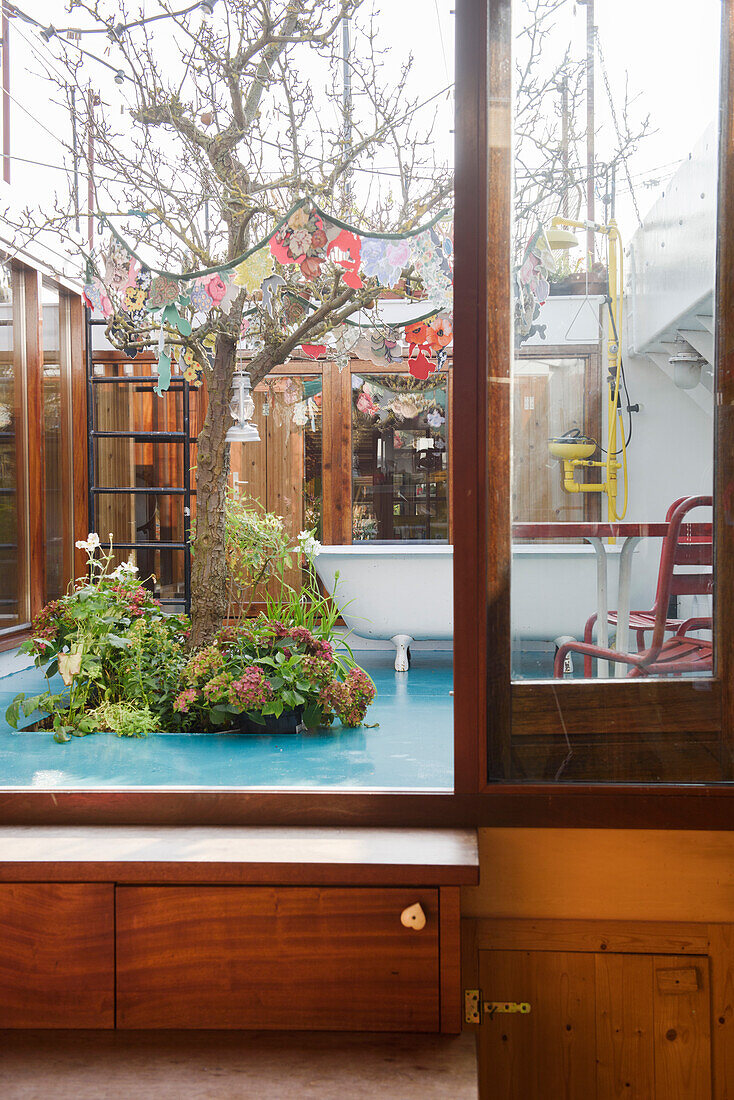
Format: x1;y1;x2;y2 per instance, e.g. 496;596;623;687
189;332;237;647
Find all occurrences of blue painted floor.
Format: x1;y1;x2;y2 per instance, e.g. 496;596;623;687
0;651;453;790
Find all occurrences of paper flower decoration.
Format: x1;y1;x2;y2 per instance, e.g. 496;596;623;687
147;276;181;310
288;206;310;230
234;248;273;293
408;347;436;380
124;285;147;312
83;280;113;318
292;402;309;427
205;274;227;304
357;390;378;417
427;409;446;428
410;228;453;308
326;229;363;289
270;208;329;279
390;396;421;421
189;280;214;313
103;241;135;293
181;346;204;386
404;321;428;345
426;316;453;349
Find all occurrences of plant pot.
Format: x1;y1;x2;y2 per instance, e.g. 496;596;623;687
237;707;305;735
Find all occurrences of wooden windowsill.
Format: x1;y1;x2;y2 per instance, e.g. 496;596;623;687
0;825;479;885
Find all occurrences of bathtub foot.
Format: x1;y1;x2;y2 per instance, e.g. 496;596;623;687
391;634;413;672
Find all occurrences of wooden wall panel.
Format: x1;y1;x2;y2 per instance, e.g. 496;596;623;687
116;885;440;1031
439;885;462;1034
462;829;734;923
477;949;597;1100
322;361;352;544
653;955;711;1100
595;953;655;1099
0;883;114;1028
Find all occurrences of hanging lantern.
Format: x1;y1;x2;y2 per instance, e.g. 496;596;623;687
225;369;261;443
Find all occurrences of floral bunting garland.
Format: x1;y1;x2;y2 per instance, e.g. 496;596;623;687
84;198;454;390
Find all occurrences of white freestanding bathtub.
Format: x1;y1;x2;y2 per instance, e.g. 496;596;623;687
314;542;639;672
313;544;453;671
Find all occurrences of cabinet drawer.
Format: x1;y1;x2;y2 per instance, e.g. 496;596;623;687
0;883;114;1028
116;886;439;1030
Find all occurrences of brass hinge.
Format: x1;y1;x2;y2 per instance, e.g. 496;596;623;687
464;990;531;1024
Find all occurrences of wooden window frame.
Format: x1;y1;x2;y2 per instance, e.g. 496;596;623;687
0;262;81;648
5;0;734;827
478;0;734;805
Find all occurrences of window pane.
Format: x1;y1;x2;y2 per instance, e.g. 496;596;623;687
0;264;26;629
352;372;449;542
511;0;717;685
42;281;64;601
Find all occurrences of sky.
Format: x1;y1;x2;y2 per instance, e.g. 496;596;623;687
0;0;722;276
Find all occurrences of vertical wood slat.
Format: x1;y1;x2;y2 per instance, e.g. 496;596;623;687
595;953;655;1099
715;0;734;778
439;885;462;1033
452;0;489;793
59;292;76;589
321;360;352;544
23;267;45;617
10;265;30;626
482;0;511;783
71;302;89;579
266;385;304;592
477;949;597;1099
652;955;711;1100
710;924;734;1100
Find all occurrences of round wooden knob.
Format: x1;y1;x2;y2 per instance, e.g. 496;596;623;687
400;903;426;930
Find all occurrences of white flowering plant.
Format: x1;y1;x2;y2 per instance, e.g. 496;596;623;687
6;534;188;741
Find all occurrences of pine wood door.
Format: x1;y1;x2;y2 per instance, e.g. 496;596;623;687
477;949;711;1099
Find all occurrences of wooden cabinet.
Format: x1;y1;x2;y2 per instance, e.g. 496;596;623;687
468;921;720;1100
0;826;476;1033
116;886;440;1030
0;883;114;1028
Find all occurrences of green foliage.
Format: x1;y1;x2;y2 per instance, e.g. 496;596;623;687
5;515;376;741
172;617;375;732
7;534;188;739
81;701;162;739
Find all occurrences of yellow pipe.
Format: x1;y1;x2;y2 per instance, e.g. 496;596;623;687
548;217;629;524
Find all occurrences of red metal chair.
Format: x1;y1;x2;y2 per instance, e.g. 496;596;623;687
581;497;708;676
555;495;713;678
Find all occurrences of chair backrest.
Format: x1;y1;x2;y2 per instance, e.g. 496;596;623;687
650;495;713;654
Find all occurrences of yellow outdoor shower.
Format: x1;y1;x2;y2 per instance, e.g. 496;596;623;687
545;215;629;522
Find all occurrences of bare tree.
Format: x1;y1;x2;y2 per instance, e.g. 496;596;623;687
513;0;651;262
14;0;453;645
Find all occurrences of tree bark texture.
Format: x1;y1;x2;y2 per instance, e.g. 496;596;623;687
189;333;237;647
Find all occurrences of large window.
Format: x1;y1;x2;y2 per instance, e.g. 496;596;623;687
0;263;27;631
484;0;723;784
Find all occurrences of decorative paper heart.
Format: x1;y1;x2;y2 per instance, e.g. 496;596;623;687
300;344;326;359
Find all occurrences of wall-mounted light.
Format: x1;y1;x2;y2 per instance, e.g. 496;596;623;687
200;0;218;16
226;369;260;443
40;26;56;43
114;70;125;85
669;340;705;390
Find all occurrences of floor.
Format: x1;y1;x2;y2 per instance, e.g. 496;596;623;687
0;1030;478;1099
0;651;453;790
